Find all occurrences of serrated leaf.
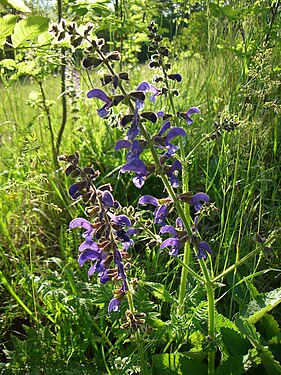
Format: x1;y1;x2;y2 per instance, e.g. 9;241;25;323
143;282;176;303
0;0;31;12
0;14;17;47
12;16;49;48
240;287;281;324
216;313;251;356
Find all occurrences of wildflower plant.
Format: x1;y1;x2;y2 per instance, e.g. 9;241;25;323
53;20;272;375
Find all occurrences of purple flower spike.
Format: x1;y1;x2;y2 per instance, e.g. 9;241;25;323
108;297;121;312
185;107;200;125
189;193;210;212
138;195;159;207
87;88;112;118
69;218;92;231
196;241;212;259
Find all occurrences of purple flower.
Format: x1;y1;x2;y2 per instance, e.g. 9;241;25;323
138;195;158;206
114;249;128;291
166;160;182;188
184;107;200;125
189;193;210;212
116;228;138;250
160;237;180;256
116;140;148;188
138;195;169;226
154;204;169;226
126;108;140;140
78;249;102;266
159;224;187;256
68;183;82;200
87;88;112;117
154;123;186;158
108;297;121;312
196;241;212;259
107;212;131;227
70;218;93;232
100;190;114;207
136;81;159;108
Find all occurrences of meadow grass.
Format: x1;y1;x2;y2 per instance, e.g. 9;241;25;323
0;42;280;374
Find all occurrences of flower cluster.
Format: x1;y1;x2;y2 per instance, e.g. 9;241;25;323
59;153;137;312
138;193;211;259
57;21;214;316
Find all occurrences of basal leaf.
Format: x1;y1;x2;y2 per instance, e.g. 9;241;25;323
0;14;17;47
11;16;49;48
240;287;281;324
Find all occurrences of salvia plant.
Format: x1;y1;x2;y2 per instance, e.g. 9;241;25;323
51;20;279;375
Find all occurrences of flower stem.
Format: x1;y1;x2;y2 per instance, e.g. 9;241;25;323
199;258;216;375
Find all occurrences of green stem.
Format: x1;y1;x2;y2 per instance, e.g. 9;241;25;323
199;259;215;375
38;81;57;167
212;244;264;283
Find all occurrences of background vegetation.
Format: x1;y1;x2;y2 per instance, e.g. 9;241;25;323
0;0;280;373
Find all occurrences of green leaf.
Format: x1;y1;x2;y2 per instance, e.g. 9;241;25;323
143;282;176;303
0;14;17;47
153;353;208;375
38;30;53;45
0;0;31;12
0;58;16;69
256;314;280;341
216;313;251;356
240;287;281;324
216;349;261;375
236;318;281;375
11;16;49;48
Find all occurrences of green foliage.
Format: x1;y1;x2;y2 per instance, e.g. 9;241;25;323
11;15;49;48
240;288;281;324
0;0;280;373
0;14;17;47
0;0;31;13
152;353;208;374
